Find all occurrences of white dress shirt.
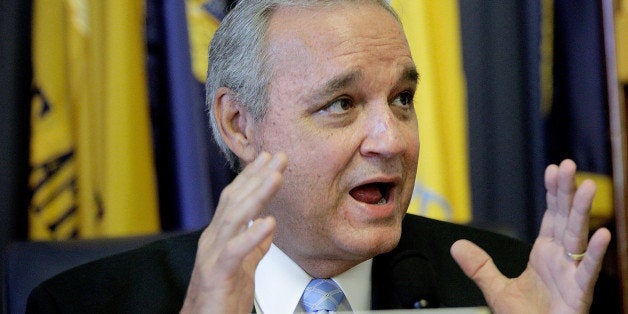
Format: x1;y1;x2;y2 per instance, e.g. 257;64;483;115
254;243;372;313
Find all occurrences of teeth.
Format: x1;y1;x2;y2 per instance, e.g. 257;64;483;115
377;197;386;205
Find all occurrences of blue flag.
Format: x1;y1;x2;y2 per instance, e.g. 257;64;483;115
547;0;612;222
147;0;235;231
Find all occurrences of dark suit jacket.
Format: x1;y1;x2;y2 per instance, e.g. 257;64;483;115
26;214;531;313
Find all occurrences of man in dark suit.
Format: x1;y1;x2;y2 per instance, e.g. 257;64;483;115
28;0;610;313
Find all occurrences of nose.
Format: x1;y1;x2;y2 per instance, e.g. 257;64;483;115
359;103;407;158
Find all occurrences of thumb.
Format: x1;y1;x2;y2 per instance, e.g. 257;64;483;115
450;239;508;300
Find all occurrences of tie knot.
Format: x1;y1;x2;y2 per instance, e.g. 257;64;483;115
301;278;345;313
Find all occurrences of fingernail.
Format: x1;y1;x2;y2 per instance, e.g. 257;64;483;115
269;152;287;169
255;152;271;164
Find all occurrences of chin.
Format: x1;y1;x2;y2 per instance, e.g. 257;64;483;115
340;224;402;258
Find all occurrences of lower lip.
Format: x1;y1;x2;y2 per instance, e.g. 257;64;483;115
351;194;396;220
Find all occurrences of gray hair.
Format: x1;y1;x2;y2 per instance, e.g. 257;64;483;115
206;0;400;170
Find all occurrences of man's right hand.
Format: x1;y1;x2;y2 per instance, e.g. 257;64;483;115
181;152;288;314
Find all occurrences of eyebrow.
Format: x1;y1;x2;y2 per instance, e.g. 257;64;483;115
310;65;420;102
315;70;363;100
402;66;420;85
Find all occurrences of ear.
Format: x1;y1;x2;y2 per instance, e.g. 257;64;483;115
213;87;257;163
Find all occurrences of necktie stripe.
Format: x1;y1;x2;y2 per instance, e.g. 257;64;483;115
301;278;345;313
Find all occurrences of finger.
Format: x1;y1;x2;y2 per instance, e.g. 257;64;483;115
211;152;273;222
562;179;596;256
229;151;285;190
450;239;508;304
225;151;272;188
538;204;555;240
234;152;287;219
217;152;277;210
575;228;611;293
227;168;284;227
202;152;284;250
540;164;559;238
212;152;286;224
553;160;577;243
213;153;287;242
238;152;288;201
219;152;287;220
217;216;277;273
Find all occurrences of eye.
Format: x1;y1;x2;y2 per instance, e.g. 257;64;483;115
322;98;356;114
392;91;414;109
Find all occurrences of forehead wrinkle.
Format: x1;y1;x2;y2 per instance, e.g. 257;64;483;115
335;35;408;56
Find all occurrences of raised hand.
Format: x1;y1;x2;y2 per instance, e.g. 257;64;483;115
450;159;612;313
181;152;288;314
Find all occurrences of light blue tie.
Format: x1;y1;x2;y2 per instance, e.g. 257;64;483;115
301;278;345;313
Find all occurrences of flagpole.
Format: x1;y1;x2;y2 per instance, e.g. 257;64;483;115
602;0;628;311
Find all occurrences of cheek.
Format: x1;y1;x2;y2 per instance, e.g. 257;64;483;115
284;138;348;185
405;125;420;162
283;127;355;168
409;137;420;166
278;132;355;204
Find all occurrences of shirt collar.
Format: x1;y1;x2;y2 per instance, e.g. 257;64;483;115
255;243;372;313
335;257;372;311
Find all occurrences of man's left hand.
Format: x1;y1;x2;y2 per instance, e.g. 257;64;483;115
450;159;612;313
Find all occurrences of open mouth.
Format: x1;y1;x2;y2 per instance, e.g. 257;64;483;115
349;182;393;205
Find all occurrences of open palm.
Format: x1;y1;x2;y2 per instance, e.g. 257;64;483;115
451;159;611;313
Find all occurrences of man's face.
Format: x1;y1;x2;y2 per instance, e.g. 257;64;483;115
251;3;419;270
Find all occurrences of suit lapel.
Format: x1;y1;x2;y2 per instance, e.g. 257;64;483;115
371;249;440;310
